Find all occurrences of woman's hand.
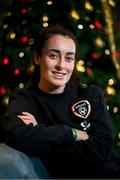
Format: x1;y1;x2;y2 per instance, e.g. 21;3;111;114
17;112;38;126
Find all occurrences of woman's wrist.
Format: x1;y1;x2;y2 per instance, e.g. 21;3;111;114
72;128;77;140
72;128;89;141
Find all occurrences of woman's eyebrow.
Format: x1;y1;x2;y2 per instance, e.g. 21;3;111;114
48;49;75;55
48;49;60;53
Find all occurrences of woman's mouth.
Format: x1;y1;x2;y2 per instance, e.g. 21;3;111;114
52;71;67;78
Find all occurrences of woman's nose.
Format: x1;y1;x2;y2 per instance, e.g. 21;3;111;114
56;57;65;69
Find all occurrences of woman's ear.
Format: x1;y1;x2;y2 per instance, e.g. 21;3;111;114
33;52;41;65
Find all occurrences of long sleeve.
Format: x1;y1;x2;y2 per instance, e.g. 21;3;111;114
2;90;73;152
60;85;114;164
2;85;114;166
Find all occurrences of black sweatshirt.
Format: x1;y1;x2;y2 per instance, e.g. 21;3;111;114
2;82;119;178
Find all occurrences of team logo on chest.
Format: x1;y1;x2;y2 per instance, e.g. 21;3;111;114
71;100;91;119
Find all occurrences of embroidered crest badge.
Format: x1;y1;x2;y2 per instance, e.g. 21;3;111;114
71;100;91;119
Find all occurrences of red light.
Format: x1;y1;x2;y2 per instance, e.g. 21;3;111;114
14;68;20;75
91;52;100;59
21;36;28;43
113;51;120;59
0;86;6;95
21;8;27;14
94;21;102;29
3;57;9;65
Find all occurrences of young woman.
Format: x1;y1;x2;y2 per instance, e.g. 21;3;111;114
1;25;120;178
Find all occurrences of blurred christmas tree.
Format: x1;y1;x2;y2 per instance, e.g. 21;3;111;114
0;0;120;152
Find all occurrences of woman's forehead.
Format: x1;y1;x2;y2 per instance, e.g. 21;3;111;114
43;34;76;53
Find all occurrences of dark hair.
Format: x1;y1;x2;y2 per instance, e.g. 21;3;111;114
34;25;78;56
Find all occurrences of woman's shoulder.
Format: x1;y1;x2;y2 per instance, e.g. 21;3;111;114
74;82;102;95
9;86;35;101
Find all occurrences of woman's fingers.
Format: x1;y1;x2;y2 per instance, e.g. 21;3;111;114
22;112;33;116
18;115;30;120
17;113;38;126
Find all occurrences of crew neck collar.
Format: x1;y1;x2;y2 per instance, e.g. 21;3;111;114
34;81;73;97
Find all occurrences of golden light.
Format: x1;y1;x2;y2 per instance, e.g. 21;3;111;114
105;49;110;55
108;0;116;7
10;32;16;39
118;132;120;139
3;24;8;29
27;64;35;73
47;1;53;5
2;96;9;106
108;78;114;85
43;22;49;27
85;16;90;21
6;11;12;17
89;24;94;29
113;107;118;113
19;83;24;89
95;37;104;48
76;60;85;72
106;86;116;95
78;24;83;30
42;16;49;22
85;1;93;11
71;10;80;20
19;52;24;58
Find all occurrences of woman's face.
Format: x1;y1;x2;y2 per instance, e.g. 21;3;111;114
35;34;76;93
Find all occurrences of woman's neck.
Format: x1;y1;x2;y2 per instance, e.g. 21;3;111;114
38;83;66;94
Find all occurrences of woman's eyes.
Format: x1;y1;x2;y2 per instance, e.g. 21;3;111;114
49;54;58;59
65;56;74;62
49;54;74;62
